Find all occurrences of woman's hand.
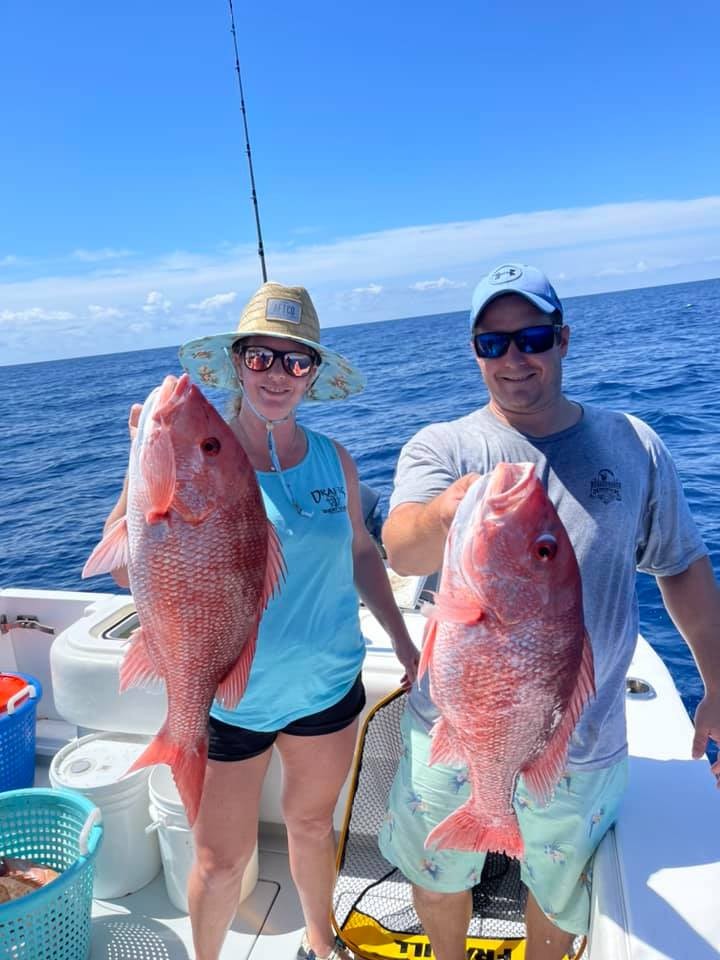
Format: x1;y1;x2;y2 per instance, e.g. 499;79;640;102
128;403;142;442
393;633;420;690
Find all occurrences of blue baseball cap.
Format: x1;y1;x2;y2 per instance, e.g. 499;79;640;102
469;263;563;330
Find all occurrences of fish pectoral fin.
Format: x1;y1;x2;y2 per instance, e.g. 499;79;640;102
216;633;257;710
119;627;164;692
261;520;286;610
140;426;176;519
431;592;484;625
522;629;596;804
81;517;130;578
428;716;465;766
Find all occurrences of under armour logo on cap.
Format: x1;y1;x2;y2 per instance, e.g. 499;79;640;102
489;265;523;284
469;263;563;330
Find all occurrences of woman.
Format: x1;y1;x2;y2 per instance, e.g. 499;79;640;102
173;281;418;960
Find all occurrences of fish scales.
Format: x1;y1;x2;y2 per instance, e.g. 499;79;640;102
419;462;594;858
83;374;284;824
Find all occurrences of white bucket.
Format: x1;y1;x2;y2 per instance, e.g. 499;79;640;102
49;731;161;898
147;764;259;913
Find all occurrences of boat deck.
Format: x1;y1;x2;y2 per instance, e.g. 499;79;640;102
34;757;306;960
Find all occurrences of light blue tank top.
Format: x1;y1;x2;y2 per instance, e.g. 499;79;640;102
211;429;366;731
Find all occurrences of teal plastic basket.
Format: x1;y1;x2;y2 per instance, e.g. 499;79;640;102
0;788;103;960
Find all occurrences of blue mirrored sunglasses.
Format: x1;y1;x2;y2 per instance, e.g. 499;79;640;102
473;323;562;359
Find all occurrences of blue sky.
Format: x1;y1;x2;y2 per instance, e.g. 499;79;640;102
2;0;719;363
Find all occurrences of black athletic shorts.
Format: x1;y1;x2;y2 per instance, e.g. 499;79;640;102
207;673;366;762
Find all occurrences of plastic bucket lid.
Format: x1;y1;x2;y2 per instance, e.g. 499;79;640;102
0;673;30;713
50;732;152;802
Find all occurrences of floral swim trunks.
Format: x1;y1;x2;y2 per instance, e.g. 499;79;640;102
378;707;628;935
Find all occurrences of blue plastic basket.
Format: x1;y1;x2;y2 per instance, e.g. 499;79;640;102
0;674;42;792
0;788;103;960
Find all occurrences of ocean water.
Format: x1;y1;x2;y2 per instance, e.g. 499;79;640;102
2;277;719;732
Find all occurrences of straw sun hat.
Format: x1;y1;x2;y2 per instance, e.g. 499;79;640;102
178;282;365;401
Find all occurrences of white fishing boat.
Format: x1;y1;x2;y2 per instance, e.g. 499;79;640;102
1;567;718;960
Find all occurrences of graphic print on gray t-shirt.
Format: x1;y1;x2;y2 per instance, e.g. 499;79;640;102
391;403;707;771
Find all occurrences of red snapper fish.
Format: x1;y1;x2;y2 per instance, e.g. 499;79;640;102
82;373;284;824
419;462;594;858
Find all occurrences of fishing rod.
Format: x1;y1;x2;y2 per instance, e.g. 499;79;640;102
227;0;267;282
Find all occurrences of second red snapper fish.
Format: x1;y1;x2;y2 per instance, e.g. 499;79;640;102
82;373;284;824
419;462;594;857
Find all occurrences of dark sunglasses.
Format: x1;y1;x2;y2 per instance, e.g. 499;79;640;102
473;323;562;359
237;345;319;378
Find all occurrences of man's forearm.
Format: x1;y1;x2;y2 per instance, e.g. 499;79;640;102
382;500;448;576
658;556;720;693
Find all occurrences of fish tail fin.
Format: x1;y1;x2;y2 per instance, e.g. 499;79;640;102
81;517;129;578
522;629;596;804
425;803;524;858
128;724;207;826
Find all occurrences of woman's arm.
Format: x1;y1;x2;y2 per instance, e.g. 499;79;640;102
334;442;420;687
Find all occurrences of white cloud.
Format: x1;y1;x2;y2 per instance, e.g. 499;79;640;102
88;304;124;320
0;255;19;267
411;277;467;291
1;195;720;363
0;306;76;324
189;291;237;311
142;291;172;314
72;248;134;262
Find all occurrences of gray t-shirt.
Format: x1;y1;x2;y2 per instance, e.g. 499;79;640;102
391;403;707;771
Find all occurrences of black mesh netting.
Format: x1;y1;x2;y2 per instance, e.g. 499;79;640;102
333;690;527;939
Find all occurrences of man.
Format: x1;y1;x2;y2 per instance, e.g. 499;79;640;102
379;263;720;960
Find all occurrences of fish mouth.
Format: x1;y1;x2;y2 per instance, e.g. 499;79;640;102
486;462;536;516
153;373;193;422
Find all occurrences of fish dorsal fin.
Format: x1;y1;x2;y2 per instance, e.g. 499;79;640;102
521;629;596;804
81;517;129;578
261;519;286;611
140;427;176;523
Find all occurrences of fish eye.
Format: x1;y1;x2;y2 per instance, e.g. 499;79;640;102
200;437;221;456
534;534;557;561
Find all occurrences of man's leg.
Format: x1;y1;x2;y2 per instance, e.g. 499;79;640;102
412;885;472;960
524;890;574;960
378;709;486;959
515;760;628;960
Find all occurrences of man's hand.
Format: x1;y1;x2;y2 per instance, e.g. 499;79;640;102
383;473;482;576
692;692;720;782
434;473;482;531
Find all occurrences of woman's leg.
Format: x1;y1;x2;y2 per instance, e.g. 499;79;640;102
276;720;358;956
188;749;273;960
